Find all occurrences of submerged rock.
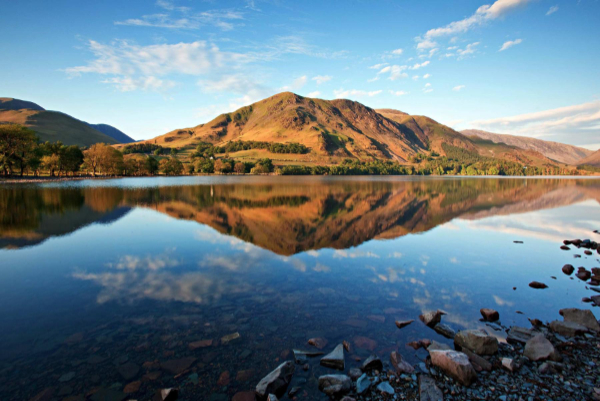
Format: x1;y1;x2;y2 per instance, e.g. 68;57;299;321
429;349;477;386
562;264;575;275
390;351;414;374
559;308;600;332
454;330;498;356
308;338;327;350
523;334;559;362
419;375;443;401
255;361;295;399
420;310;446;327
529;281;548;289
320;344;345;370
395;319;414;329
480;308;499;322
161;357;195;375
318;374;351;396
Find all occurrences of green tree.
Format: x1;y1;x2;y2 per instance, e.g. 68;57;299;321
0;124;38;176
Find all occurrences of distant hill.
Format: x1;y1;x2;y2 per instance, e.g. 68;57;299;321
578;149;600;167
0;97;132;146
462;129;593;165
86;123;135;143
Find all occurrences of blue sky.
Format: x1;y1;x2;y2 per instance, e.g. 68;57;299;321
1;0;599;149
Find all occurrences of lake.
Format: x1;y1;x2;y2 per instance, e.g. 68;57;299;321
1;176;599;400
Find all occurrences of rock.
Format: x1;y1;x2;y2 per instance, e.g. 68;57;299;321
217;371;230;386
507;326;535;344
320;344;344;370
549;320;589;337
353;336;377;351
462;348;492;371
342;340;351;352
189;339;213;350
221;332;241;344
236;369;254;382
341;397;356;401
420;310;446;327
30;388;54;401
59;372;76;382
428;350;477;386
161;357;195;375
480;308;499;322
576;268;592;281
592;295;600;306
255;361;295;399
390;351;414;374
308;337;328;350
117;362;140;381
361;355;383;371
427;341;452;351
157;388;179;401
433;323;456;339
356;373;371;394
501;358;519;372
376;382;394;395
348;368;362;380
454;330;498;355
560;245;570;250
123;381;141;393
318;374;351;396
419;375;443;401
529;281;548;289
292;349;323;364
523;334;559;361
90;389;127;401
395;319;414;329
266;395;278;401
560;308;600;332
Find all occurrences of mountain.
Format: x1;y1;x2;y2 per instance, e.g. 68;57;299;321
578;149;600;167
461;129;593;165
86;123;135;143
134;92;559;168
0;97;132;146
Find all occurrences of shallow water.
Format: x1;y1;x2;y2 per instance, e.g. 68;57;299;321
1;176;599;400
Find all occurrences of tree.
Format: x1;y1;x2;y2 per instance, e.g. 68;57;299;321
159;157;183;175
0;124;38;176
195;158;214;173
83;143;123;176
41;154;60;177
234;162;245;174
214;159;233;174
61;145;84;176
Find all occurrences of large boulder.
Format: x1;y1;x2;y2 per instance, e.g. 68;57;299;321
454;330;498;356
507;326;535;344
419;375;443;401
320;344;345;370
549;320;588;337
480;308;499;322
559;308;600;332
255;361;295;399
318;374;351;396
433;323;456;339
428;349;477;386
390;351;414;374
523;335;559;362
420;310;446;327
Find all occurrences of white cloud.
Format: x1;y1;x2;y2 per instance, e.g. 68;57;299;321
392;48;404;55
281;75;307;91
377;64;409;80
333;88;382;99
410;61;430;70
416;0;532;48
389;90;408;96
198;74;273;111
312;75;332;85
470;100;600;147
102;76;177;92
423;73;431;79
457;42;480;57
546;5;559;16
307;91;321;97
115;7;244;31
369;63;388;69
499;38;522;51
453;85;466;91
367;76;380;82
412;75;419;80
424;83;431;88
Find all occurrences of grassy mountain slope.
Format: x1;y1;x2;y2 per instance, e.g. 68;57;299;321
462;129;593;164
0;97;125;147
87;123;135;143
578;149;600;167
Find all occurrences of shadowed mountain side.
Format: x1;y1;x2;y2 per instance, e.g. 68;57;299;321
579;149;600;167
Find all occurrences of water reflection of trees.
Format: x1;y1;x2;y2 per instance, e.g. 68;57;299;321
1;178;598;252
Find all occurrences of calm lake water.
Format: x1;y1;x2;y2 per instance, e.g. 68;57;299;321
1;176;599;400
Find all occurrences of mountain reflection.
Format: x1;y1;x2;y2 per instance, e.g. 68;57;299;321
1;178;599;254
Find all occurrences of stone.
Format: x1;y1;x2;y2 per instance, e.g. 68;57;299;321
308;337;328;350
529;281;548;289
341;397;356;401
454;330;498;355
434;323;456;339
501;358;519;372
559;308;600;332
157;388;179;401
428;350;477;386
353;336;377;351
189;339;212;350
523;334;559;361
318;374;351;396
217;371;230;386
562;264;575;275
480;308;499;322
161;357;196;375
292;349;323;364
356;373;371;394
59;372;76;382
419;375;443;401
30;388;54;401
232;391;256;401
591;295;600;306
117;362;140;381
462;348;492;371
221;332;241;344
427;341;452;351
348;367;362;380
390;351;414;374
266;395;278;401
395;319;414;329
576;269;592;281
320;344;344;370
549;320;588;337
376;381;394;395
255;361;295;398
420;310;446;327
123;381;141;393
361;354;383;371
507;326;535;344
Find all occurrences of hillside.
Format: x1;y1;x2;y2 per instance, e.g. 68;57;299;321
578;149;600;167
0;97;130;146
462;129;593;165
87;123;135;143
